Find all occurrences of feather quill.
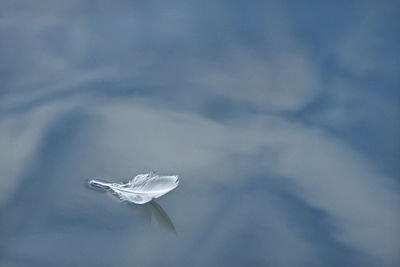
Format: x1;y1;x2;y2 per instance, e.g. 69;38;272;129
89;172;179;204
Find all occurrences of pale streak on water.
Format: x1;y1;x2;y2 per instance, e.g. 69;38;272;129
0;1;399;267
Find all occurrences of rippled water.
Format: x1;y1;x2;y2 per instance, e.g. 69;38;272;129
0;1;399;266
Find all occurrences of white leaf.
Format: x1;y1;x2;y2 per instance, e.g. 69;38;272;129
88;172;179;204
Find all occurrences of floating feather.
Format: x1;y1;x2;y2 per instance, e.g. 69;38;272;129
88;172;179;204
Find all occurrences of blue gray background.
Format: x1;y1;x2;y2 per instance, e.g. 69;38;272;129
0;1;399;266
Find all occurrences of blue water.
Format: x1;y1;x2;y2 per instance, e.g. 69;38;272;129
0;1;399;266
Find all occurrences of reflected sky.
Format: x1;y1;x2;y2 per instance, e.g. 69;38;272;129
0;1;399;266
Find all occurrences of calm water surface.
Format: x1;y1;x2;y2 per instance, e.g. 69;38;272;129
0;1;399;266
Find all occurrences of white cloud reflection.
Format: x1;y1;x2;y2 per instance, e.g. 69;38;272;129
192;47;319;112
93;99;399;265
1;96;397;265
0;1;399;266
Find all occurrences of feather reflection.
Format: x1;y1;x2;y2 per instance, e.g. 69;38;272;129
132;200;177;235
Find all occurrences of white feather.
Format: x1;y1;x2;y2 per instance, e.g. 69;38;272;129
89;172;179;204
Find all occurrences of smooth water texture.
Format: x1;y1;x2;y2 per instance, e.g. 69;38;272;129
0;1;399;266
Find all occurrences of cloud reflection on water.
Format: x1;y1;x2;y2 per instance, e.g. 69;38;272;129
0;1;399;266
